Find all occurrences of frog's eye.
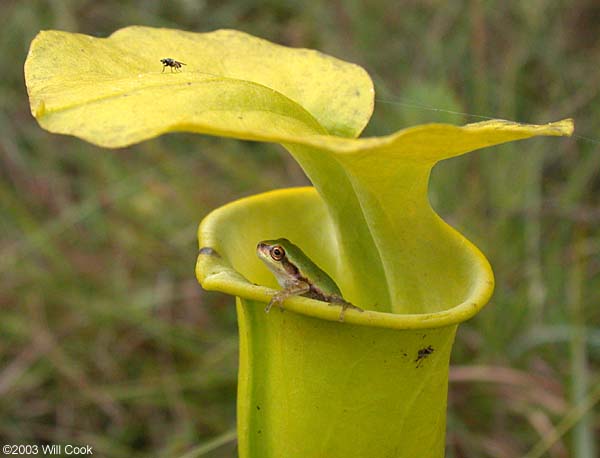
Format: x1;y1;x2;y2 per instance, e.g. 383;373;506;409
270;245;285;261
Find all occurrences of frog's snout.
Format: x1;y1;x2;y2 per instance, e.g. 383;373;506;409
257;242;270;257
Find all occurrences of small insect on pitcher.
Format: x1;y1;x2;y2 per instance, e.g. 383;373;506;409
160;58;186;72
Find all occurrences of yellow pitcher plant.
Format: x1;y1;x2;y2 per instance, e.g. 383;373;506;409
26;26;573;458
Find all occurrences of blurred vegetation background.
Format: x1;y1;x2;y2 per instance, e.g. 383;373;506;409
1;1;599;457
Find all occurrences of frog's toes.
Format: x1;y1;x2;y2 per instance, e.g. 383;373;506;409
265;295;285;313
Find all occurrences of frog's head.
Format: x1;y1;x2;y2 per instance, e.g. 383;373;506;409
257;238;298;287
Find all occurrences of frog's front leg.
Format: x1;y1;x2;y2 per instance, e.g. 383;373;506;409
265;281;311;313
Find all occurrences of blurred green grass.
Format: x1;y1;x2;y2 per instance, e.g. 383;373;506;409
1;1;598;457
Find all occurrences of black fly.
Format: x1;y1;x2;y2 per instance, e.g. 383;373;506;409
160;58;186;72
414;345;434;367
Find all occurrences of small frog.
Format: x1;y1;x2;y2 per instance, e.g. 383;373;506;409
257;238;363;321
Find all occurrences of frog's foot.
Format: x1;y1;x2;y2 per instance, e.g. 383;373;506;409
265;283;311;314
265;295;284;313
329;297;363;322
